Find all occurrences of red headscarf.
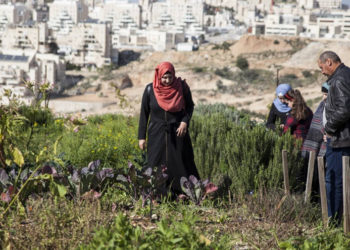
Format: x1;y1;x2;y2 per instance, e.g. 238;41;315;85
153;62;186;112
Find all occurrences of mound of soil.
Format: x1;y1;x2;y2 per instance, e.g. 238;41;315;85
283;41;350;69
230;35;293;55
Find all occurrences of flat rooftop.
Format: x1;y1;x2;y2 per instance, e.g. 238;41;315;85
0;54;29;62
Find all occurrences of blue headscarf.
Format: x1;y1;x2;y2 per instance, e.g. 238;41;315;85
273;83;292;113
321;82;330;93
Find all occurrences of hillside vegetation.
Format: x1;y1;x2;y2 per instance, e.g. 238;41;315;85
1;99;350;249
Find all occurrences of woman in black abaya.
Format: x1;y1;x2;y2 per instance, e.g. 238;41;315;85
138;62;200;193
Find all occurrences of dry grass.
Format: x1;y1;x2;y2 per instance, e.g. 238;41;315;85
0;189;325;249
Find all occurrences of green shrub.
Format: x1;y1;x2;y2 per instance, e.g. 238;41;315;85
214;67;232;78
234;69;274;86
4;106;64;165
302;70;312;78
66;62;81;71
192;67;206;73
211;41;232;51
57;114;139;169
190;104;304;194
280;74;298;83
236;56;249;70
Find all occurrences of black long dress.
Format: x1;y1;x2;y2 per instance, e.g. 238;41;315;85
138;83;200;192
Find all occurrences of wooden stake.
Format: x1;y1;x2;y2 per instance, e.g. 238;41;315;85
282;150;290;196
304;151;316;203
343;156;350;233
318;157;328;227
228;189;231;205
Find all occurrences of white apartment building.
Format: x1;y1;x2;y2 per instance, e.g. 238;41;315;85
35;53;66;85
317;0;342;9
150;0;204;27
49;0;88;25
342;12;350;38
32;4;49;22
204;0;237;8
0;3;32;32
1;23;50;53
298;0;316;9
264;14;303;36
265;23;303;36
55;21;112;67
112;26;185;51
0;3;31;24
0;52;34;87
302;11;350;39
102;0;141;28
0;50;65;103
204;8;235;28
147;3;204;40
146;30;185;51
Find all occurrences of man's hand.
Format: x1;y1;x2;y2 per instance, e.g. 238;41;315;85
139;139;146;150
176;122;187;137
324;133;331;142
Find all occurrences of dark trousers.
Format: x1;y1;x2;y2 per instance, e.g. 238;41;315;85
325;138;350;226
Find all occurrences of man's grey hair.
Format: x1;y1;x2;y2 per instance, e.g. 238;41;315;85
319;51;341;63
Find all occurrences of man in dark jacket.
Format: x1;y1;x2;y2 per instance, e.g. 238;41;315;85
318;51;350;226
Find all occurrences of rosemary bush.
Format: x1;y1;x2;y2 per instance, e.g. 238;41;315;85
191;104;304;194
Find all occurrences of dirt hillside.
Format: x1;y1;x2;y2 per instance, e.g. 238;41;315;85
52;35;333;119
283;41;350;69
230;35;293;55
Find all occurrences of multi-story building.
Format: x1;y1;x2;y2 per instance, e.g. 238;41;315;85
0;50;65;103
342;12;350;38
0;3;32;33
149;0;204;27
302;11;348;39
55;21;112;67
0;3;31;24
257;13;303;36
317;0;342;9
0;23;51;53
298;0;316;9
102;0;141;28
32;4;49;23
48;0;88;25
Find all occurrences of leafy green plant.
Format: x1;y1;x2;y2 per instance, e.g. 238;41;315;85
58;114;139;168
278;228;350;249
0;103;28;168
80;212;221;249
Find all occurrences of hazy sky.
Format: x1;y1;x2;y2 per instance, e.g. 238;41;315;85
343;0;350;6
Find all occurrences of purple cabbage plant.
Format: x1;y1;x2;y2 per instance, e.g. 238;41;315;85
0;163;33;203
67;160;115;199
116;162;168;207
0;161;66;204
0;159;116;204
180;175;218;205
